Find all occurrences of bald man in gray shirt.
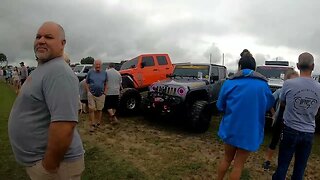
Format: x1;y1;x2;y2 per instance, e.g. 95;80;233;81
8;21;84;180
273;52;320;179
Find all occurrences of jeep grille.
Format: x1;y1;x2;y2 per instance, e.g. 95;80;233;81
155;86;177;95
269;85;280;93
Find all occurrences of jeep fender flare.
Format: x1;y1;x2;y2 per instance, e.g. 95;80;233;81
121;74;138;88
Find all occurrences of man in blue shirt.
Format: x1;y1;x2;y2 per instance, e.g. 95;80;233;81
86;59;108;132
273;52;320;179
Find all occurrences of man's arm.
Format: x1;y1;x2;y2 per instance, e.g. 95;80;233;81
274;101;286;124
104;73;108;95
85;81;90;92
42;121;76;172
104;82;108;95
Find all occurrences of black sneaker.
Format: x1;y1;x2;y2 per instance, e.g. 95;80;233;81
262;161;271;170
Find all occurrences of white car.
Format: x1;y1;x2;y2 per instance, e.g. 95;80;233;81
73;64;92;81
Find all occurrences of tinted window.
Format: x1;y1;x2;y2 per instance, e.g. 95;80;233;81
173;65;209;77
83;66;92;73
157;56;168;65
218;67;226;79
120;57;138;70
256;66;293;78
211;66;219;76
73;65;84;73
142;56;155;67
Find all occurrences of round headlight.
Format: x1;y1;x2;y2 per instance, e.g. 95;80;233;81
177;87;186;96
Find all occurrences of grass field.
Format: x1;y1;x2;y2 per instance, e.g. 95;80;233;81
1;82;320;179
0;82;146;180
0;82;26;179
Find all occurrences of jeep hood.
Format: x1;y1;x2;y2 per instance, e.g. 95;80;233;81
152;78;207;89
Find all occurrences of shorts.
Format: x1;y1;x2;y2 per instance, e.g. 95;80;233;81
104;95;119;109
88;93;105;111
26;156;84;180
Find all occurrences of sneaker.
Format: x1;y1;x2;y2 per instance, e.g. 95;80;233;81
262;161;271;170
89;125;95;132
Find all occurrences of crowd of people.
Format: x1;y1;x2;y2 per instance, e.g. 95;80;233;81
216;49;320;180
0;62;31;93
5;21;320;180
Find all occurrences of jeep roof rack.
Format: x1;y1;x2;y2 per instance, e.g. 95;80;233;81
265;60;289;66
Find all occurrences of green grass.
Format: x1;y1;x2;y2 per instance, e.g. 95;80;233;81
0;82;146;179
82;145;146;180
240;168;251;180
0;82;26;179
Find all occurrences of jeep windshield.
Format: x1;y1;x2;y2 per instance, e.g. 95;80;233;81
73;65;84;73
173;65;209;78
256;66;293;79
120;57;138;70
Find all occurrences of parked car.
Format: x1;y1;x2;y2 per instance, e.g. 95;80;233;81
142;63;227;133
73;64;92;81
256;61;294;92
117;54;174;114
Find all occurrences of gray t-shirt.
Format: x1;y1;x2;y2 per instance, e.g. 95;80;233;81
106;68;122;95
8;57;84;166
281;77;320;133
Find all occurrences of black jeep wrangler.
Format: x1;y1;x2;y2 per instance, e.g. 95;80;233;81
142;63;227;133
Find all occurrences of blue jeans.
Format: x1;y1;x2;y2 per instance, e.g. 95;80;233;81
272;125;314;180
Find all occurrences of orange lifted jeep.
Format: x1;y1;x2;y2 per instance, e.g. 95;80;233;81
118;54;174;114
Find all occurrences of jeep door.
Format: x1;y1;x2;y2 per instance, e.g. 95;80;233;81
156;55;173;80
140;55;159;88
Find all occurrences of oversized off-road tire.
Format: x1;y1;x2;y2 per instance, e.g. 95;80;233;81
119;88;141;115
188;100;212;133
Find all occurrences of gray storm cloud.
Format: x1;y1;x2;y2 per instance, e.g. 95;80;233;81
1;0;319;72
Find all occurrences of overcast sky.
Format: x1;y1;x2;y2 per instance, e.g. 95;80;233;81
1;0;319;72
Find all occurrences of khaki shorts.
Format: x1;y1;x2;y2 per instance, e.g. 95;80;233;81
26;156;84;180
88;92;105;111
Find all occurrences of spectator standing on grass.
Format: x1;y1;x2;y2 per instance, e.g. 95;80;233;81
86;59;108;132
19;61;28;85
105;63;122;124
4;67;9;83
79;78;88;114
12;66;21;94
262;70;299;170
0;67;3;81
216;49;274;180
272;52;320;180
8;21;85;180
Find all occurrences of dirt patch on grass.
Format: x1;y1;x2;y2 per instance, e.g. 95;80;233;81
78;113;320;179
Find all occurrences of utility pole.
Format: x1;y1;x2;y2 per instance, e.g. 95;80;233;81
222;53;225;66
209;53;212;64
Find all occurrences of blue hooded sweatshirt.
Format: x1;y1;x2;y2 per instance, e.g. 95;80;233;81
217;69;275;151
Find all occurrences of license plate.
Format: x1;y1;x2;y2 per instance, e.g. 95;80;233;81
154;97;164;102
